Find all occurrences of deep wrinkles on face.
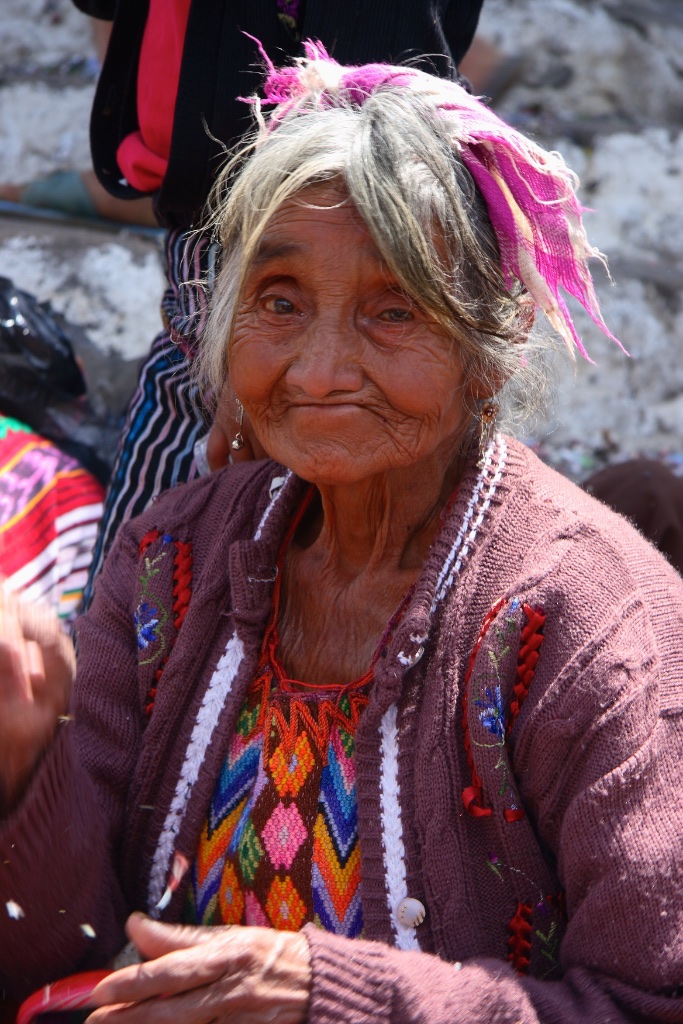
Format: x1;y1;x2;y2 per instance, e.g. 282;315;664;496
228;186;473;487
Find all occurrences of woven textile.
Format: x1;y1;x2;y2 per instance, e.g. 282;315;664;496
0;416;104;623
187;491;373;936
186;628;370;937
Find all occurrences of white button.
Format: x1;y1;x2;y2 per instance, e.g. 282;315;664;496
396;897;426;928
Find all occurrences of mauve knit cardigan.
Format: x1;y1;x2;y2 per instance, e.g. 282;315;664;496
1;436;683;1022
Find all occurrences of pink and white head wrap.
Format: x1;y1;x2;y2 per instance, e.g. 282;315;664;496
243;38;622;361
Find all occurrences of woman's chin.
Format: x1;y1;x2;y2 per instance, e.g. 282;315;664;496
266;442;388;488
286;460;373;488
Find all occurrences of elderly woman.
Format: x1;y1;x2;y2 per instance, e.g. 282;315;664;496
1;45;683;1024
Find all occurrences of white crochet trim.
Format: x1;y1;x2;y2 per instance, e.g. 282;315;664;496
147;629;245;913
254;470;292;540
379;703;420;951
430;435;507;614
379;436;507;945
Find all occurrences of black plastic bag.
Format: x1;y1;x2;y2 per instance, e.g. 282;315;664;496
0;277;116;484
0;275;86;401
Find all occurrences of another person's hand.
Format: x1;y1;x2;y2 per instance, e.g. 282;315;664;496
0;590;75;812
88;913;311;1023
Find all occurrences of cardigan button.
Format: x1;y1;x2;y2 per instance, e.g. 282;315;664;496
396;897;426;928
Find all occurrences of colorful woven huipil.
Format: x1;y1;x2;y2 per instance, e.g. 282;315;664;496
186;494;397;938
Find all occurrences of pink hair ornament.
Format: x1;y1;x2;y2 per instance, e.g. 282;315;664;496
243;38;623;363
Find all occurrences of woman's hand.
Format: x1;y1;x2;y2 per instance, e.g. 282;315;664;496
87;913;311;1023
0;589;75;812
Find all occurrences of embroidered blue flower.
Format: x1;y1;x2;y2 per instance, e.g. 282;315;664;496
135;601;160;650
475;685;506;739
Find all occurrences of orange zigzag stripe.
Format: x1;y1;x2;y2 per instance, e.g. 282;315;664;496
195;798;246;887
313;812;362;922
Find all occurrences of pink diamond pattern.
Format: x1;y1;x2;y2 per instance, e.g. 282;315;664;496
261;801;308;870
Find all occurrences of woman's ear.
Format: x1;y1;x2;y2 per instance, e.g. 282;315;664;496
465;369;503;404
466;295;536;403
467;379;496;403
463;292;536;407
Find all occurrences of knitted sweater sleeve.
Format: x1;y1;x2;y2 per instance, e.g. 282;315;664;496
303;590;683;1023
0;527;142;1000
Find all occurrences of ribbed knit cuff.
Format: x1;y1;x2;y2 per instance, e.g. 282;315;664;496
304;925;396;1024
304;927;542;1024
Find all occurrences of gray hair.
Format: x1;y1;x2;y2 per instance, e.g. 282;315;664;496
197;75;551;420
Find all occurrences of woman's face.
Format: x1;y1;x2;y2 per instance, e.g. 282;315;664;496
229;184;473;486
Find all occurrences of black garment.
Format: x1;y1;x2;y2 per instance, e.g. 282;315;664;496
72;0;483;228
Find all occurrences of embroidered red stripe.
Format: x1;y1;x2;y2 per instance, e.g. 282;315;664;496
142;534;193;717
461;596;507;817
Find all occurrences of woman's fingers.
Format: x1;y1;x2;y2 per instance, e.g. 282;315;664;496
87;993;217;1024
16;594;76;697
0;589;74;700
25;639;46;688
91;948;218;1005
87;920;311;1024
92;920;243;1004
0;593;34;700
126;913;218;957
0;592;74;811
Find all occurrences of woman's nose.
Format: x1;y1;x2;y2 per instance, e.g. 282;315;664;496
287;314;363;397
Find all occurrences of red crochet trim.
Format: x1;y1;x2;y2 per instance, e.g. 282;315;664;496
507;604;545;733
143;534;193;717
507;900;533;974
461;596;506;818
172;540;193;629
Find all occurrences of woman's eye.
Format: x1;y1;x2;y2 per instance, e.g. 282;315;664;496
262;296;297;314
378;307;413;323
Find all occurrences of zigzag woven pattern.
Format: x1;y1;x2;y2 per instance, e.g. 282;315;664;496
186;651;369;938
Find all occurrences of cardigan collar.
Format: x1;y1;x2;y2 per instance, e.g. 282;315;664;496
225;436;516;708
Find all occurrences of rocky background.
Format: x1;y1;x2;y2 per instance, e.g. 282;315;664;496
0;0;681;480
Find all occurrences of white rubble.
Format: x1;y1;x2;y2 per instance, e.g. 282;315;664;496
0;234;164;361
2;0;92;67
0;82;93;183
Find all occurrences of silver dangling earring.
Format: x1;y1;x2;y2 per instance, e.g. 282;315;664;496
231;400;245;451
477;399;499;467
